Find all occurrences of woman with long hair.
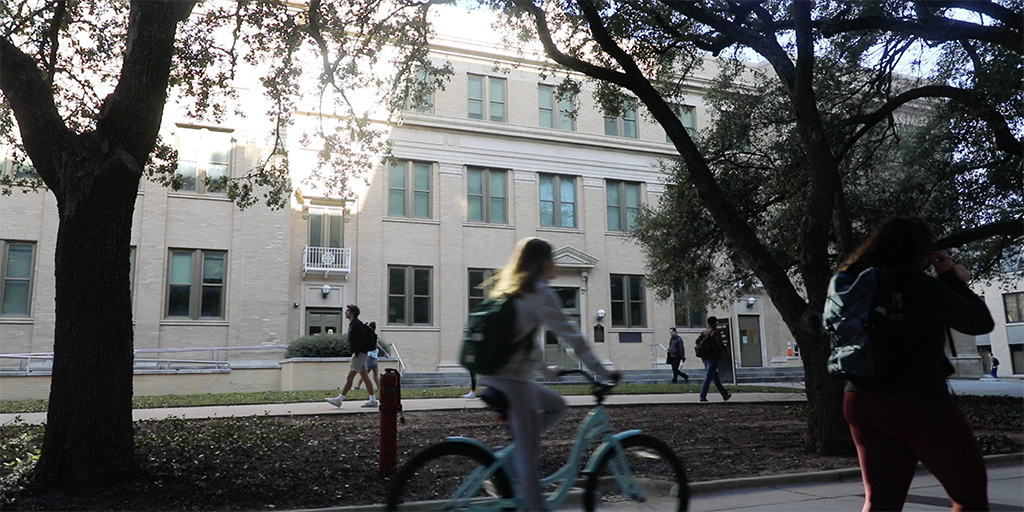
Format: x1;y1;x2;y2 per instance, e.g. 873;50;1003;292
832;217;994;511
479;237;619;511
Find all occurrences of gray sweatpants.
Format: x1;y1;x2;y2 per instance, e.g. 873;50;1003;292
479;376;567;511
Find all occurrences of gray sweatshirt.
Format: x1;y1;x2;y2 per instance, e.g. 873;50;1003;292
487;281;612;382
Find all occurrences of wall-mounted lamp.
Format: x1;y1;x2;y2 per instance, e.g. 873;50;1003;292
596;308;607;322
746;296;757;308
321;284;333;299
293;302;300;308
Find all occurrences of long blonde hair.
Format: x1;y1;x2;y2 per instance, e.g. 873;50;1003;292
487;237;553;298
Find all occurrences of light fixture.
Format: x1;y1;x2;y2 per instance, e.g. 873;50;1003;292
321;284;332;298
596;308;607;321
746;296;757;308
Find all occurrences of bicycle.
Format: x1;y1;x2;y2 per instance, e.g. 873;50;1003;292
385;369;689;511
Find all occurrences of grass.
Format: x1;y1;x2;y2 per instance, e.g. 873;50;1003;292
0;382;800;414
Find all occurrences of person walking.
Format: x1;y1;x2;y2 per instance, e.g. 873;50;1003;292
355;329;388;392
697;316;731;402
991;355;999;378
463;371;477;398
325;304;379;408
829;216;994;512
478;237;620;511
667;328;689;384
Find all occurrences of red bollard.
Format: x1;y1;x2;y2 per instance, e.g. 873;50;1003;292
379;368;402;475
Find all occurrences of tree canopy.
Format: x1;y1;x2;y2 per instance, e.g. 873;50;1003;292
484;0;1022;454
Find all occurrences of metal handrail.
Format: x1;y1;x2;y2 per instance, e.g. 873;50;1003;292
649;342;670;368
386;343;406;375
1;345;289;374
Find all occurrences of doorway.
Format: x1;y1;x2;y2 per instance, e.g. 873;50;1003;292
544;286;582;369
737;315;763;367
306;308;343;336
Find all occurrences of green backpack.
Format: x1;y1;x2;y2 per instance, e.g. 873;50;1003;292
459;296;535;375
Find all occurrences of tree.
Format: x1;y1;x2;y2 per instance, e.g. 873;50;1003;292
1;0;443;486
488;0;1022;454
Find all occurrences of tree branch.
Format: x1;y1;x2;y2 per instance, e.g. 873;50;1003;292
818;15;1022;55
932;218;1024;250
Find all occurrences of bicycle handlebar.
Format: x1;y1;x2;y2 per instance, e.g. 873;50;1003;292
556;369;616;404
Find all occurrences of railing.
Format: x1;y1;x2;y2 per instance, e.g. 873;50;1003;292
1;345;289;375
386;343;406;375
303;245;352;276
649;343;670;369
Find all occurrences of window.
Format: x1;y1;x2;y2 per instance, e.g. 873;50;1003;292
1005;292;1024;324
388;265;432;325
167;249;226;319
468;268;496;313
468;75;506;122
538;85;576;131
389;161;431;218
610;274;646;327
2;159;38;180
1;242;34;316
539;174;576;228
175;127;232;194
467;168;507;224
606;180;641;232
668;104;696;141
604;105;637;138
674;285;706;328
404;68;434;113
308;210;344;248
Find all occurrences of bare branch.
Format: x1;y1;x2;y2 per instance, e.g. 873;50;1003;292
932;218;1024;250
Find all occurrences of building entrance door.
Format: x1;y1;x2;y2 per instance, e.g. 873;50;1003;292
738;315;763;367
544;287;582;369
306;308;343;336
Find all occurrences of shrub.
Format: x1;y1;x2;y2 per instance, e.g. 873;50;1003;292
286;333;351;358
957;395;1024;429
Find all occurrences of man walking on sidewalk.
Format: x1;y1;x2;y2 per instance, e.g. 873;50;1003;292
668;328;689;384
326;304;379;408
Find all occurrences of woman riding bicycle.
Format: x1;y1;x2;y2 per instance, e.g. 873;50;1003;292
479;237;621;511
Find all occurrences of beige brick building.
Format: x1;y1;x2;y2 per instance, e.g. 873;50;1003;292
2;6;1016;385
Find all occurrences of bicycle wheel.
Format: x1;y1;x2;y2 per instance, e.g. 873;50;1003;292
583;433;689;511
385;440;515;511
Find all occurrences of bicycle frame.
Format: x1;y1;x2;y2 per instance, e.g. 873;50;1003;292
437;402;645;511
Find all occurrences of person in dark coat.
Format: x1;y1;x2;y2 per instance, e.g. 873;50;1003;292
667;328;689;384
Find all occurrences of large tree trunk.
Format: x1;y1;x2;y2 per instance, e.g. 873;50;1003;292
795;326;853;455
35;152;142;485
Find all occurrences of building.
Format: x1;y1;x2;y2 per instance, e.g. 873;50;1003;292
2;6;1018;392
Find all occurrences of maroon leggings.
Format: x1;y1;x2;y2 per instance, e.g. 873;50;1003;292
844;392;988;511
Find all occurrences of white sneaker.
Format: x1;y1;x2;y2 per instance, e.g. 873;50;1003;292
361;396;379;408
463;391;476;399
326;394;345;408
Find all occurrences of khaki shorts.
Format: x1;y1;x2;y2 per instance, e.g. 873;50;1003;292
349;352;369;373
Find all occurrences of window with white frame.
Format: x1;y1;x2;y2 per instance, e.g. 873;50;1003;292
611;274;646;327
389;160;431;218
674;284;706;328
467;167;507;224
174;127;232;194
604;105;637;138
388;265;432;325
404;68;434;113
468;268;496;313
167;249;226;319
606;180;641;232
468;75;506;122
538;85;576;131
1;241;34;316
1005;292;1024;324
308;210;344;248
668;104;697;141
539;174;576;228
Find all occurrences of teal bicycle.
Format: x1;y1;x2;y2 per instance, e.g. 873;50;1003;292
385;370;688;511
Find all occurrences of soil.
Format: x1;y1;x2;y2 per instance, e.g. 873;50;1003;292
4;401;1019;511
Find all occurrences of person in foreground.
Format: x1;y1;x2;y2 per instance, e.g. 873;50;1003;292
479;237;620;511
834;217;994;512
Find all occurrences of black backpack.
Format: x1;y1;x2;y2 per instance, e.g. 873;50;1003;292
694;331;720;359
823;266;902;382
350;320;378;354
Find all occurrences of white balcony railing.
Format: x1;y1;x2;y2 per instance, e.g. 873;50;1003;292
303;245;352;277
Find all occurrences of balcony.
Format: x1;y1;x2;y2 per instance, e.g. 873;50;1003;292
303;246;352;278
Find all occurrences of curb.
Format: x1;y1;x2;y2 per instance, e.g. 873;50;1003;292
285;453;1024;511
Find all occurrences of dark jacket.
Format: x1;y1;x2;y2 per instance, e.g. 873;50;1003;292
668;334;686;361
698;329;723;361
847;269;994;396
348;318;371;355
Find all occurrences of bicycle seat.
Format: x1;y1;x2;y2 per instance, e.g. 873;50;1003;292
480;387;509;421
